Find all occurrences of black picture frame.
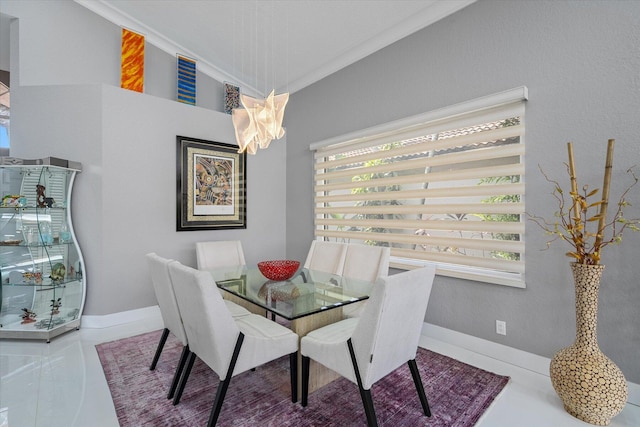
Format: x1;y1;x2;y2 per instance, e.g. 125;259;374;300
176;135;246;231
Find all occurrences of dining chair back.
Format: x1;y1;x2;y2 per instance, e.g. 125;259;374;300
341;244;390;318
342;243;390;282
196;240;247;300
170;262;241;374
145;253;190;400
303;240;347;274
196;240;246;270
351;266;435;389
168;262;299;426
301;265;437;426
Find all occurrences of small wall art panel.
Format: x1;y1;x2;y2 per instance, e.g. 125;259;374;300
224;82;240;114
120;28;145;92
177;55;196;105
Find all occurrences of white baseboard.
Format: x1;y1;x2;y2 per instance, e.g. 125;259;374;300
81;305;161;329
422;322;640;407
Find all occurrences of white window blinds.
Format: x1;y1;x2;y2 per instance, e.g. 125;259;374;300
311;87;528;287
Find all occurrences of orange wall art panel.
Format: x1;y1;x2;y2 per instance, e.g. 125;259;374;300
121;28;145;92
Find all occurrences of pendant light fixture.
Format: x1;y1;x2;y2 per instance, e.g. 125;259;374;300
232;90;288;154
232;1;289;155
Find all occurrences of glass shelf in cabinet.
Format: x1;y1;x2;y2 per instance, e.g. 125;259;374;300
3;278;81;289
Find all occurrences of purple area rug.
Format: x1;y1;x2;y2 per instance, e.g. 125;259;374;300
96;330;509;426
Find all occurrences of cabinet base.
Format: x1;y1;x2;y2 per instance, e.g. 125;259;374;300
0;319;80;342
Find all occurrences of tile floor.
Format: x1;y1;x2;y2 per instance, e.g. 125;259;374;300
1;311;639;427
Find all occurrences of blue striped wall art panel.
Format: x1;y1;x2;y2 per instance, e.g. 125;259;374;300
177;55;196;105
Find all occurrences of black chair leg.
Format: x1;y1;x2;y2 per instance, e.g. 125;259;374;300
348;339;378;427
167;345;190;400
150;328;170;370
359;388;378;427
207;333;244;427
289;352;298;403
301;355;310;407
408;359;431;417
173;352;197;405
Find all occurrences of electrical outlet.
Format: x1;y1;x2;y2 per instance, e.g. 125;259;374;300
496;320;507;335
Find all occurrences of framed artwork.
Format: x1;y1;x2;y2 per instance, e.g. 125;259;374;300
176;136;246;231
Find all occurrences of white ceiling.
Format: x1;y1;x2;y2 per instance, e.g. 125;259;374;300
76;0;474;97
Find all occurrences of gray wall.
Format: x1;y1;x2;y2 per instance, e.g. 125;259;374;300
1;1;287;315
0;13;10;71
285;0;640;383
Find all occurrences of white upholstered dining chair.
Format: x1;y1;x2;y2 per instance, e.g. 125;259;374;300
146;253;251;404
145;253;190;400
168;262;299;426
301;240;348;283
196;239;269;317
196;240;246;270
342;243;390;281
300;265;437;427
341;243;390;318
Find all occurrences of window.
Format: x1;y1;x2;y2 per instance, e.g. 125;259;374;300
310;87;527;287
0;78;9;154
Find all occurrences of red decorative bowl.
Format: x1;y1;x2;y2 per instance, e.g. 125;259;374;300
257;260;300;281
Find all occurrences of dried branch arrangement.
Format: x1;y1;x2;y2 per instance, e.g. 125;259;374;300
529;139;639;264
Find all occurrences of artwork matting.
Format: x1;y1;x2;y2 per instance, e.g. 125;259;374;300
176;136;246;231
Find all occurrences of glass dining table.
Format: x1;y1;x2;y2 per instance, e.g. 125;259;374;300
209;265;373;320
207;264;375;395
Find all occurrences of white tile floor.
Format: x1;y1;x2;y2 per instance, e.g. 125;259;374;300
1;312;639;427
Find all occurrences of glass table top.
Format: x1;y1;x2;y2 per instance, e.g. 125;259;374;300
208;265;374;321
